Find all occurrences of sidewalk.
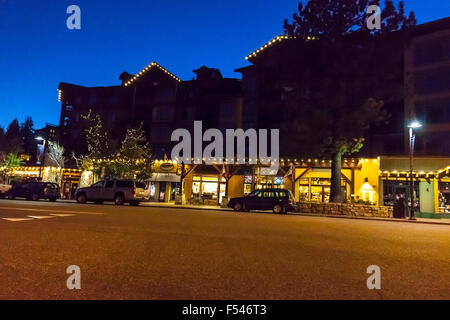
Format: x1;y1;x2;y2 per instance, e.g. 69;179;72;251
140;201;231;212
140;202;450;226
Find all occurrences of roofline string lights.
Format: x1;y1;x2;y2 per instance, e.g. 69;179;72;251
245;35;318;60
124;61;181;86
58;89;62;102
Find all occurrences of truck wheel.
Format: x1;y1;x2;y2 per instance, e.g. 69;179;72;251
114;194;125;206
273;204;283;214
76;193;87;204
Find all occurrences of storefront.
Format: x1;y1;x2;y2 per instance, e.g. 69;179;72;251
294;160;366;204
191;175;226;205
2;166;81;198
439;181;450;213
148;160;181;203
298;177;348;203
379;157;450;214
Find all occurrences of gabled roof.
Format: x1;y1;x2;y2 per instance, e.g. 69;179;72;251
123;61;181;86
245;35;319;61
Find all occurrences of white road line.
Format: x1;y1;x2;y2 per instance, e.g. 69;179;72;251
49;214;76;217
27;215;56;219
0;207;104;215
2;218;34;222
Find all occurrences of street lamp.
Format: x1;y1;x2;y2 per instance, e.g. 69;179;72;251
35;136;46;179
407;120;422;220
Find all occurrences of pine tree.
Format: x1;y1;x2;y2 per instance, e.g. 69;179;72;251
282;0;416;202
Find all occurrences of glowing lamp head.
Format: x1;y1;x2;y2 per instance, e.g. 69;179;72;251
408;121;422;129
35;136;44;141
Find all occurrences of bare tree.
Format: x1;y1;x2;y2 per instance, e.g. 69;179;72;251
46;141;66;185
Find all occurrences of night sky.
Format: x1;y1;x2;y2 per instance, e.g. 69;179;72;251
0;0;449;129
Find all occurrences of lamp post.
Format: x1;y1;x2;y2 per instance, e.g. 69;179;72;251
35;136;46;179
407;120;422;220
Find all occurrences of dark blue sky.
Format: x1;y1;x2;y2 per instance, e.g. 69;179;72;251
0;0;449;129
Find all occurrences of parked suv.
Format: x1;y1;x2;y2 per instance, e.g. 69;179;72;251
0;182;12;199
6;182;60;202
75;180;149;206
228;188;297;214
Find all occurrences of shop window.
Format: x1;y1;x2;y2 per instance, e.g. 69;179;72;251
191;176;226;204
383;180;419;210
439;182;450;213
299;178;347;203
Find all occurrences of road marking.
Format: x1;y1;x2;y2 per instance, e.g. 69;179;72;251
49;214;76;217
0;207;104;215
2;218;34;222
27;215;56;219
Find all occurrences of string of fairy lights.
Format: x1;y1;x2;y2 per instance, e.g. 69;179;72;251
123;61;181;86
245;35;319;60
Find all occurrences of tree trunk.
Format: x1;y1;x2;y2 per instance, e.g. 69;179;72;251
330;152;343;203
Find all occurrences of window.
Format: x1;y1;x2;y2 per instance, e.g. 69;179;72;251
65;105;73;111
92;181;104;188
243;77;257;94
220;103;234;118
415;99;450;124
277;190;287;197
249;190;262;197
414;67;450;95
151;126;171;141
109;96;119;104
153;106;174;122
182;107;194;121
243;101;257;119
155;88;175;101
116;181;133;188
414;35;450;66
136;182;146;189
105;181;115;188
89;94;97;104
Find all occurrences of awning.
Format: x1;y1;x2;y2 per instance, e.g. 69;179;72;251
148;173;180;182
380;156;450;172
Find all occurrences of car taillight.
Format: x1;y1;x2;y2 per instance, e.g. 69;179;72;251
288;198;293;204
132;187;136;195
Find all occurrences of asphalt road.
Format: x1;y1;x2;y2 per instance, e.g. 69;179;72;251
0;199;449;300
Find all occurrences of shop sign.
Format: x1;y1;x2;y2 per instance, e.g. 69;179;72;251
160;162;175;172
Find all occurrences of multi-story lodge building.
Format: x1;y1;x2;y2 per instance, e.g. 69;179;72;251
405;17;450;155
52;18;450;213
58;63;242;159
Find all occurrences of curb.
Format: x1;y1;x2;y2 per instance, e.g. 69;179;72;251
141;204;450;226
295;213;450;226
141;203;232;212
49;200;450;226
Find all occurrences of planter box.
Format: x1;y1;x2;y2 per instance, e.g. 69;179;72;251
298;202;393;218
